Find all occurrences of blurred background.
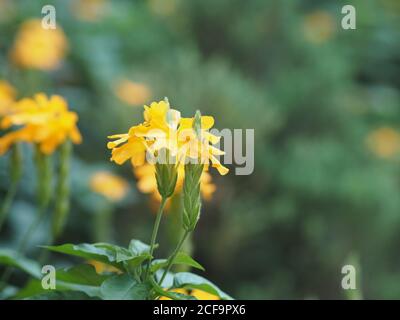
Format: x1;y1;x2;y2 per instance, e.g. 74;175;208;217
1;0;400;299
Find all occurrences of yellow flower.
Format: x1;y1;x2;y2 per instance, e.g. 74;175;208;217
114;79;152;106
87;260;121;274
71;0;107;22
108;99;228;176
303;11;335;44
177;115;229;175
160;288;220;300
10;19;68;70
134;163;216;203
0;81;16;116
107;99;180;166
366;127;400;159
90;171;129;202
190;289;219;300
0;93;81;155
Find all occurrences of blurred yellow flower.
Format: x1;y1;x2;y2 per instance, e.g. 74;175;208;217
87;260;121;274
114;79;152;106
160;288;220;300
0;80;16;116
0;93;81;155
72;0;107;22
134;163;216;203
148;0;178;16
366;127;400;159
90;171;129;202
303;11;335;44
10;19;68;71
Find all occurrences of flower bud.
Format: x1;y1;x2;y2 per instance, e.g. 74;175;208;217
182;163;203;231
182;112;204;231
155;150;178;198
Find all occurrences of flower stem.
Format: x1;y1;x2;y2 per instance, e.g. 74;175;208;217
144;197;167;280
0;144;22;231
158;230;190;286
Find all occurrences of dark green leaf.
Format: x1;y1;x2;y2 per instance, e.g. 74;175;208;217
151;252;205;273
42;243;124;270
56;264;110;286
100;273;151;300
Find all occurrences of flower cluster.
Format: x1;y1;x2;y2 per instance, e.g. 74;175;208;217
107;99;228;175
0;93;81;155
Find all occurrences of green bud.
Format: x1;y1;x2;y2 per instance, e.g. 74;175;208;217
193;110;202;138
155;150;178;198
182;163;203;232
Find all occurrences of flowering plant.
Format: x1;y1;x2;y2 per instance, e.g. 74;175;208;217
0;97;231;300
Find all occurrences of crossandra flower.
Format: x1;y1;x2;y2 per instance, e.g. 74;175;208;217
134;163;216;204
177;113;229;175
108;99;228;175
10;19;68;71
0;93;82;155
108;99;181;166
90;171;129;202
0;80;16;116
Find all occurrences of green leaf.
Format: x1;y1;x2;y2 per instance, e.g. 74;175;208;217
125;253;152;269
173;272;233;300
14;264;110;300
42;243;124;270
100;273;151;300
129;239;153;255
56;264;110;286
0;249;41;278
151;252;205;273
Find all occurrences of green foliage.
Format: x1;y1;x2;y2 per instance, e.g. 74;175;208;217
0;239;229;300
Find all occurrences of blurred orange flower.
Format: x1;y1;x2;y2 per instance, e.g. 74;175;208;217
366;127;400;159
114;79;152;106
148;0;178;16
90;171;129;202
72;0;107;22
10;19;68;70
0;93;81;155
303;11;336;44
0;80;16;116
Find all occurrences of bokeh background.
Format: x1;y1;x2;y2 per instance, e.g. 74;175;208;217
1;0;400;299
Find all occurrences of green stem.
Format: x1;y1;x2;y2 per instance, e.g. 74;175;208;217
0;181;18;231
0;144;22;231
0;146;51;286
158;230;190;286
144;197;167;280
